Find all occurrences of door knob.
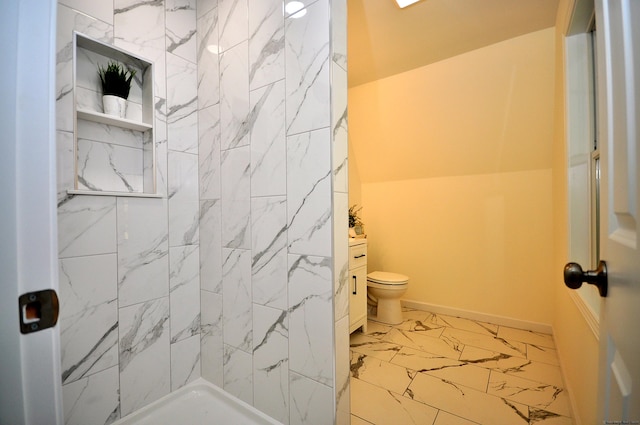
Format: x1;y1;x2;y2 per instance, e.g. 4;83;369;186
563;260;608;297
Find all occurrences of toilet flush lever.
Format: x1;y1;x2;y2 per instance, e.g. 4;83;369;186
563;261;608;297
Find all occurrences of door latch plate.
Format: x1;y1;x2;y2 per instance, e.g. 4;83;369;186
18;289;59;334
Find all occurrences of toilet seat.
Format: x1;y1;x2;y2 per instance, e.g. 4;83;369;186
367;271;409;286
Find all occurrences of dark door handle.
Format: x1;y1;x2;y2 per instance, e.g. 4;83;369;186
353;275;357;295
563;260;608;297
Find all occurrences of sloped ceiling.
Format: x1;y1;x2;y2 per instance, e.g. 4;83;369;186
347;0;560;87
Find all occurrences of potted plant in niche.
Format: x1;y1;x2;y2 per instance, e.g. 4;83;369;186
349;205;365;237
97;60;136;119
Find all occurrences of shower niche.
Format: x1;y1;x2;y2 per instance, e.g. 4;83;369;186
69;32;160;198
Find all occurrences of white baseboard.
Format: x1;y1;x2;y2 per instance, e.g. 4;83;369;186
401;299;554;334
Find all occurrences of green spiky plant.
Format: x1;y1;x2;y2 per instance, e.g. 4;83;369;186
97;61;136;99
348;205;363;228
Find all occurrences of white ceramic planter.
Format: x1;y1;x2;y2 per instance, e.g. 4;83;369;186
102;95;127;118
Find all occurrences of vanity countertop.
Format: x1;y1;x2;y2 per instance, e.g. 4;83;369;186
349;237;367;247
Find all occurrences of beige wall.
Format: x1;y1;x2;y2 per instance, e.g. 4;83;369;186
348;140;363;208
349;28;557;324
551;0;599;423
349;6;601;421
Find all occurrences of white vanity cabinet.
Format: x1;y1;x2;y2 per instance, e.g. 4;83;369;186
349;238;368;333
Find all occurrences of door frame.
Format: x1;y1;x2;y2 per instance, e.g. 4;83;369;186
0;0;64;423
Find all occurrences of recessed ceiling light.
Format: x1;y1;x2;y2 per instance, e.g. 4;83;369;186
395;0;421;8
285;1;307;18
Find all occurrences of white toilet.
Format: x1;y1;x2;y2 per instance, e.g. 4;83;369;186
367;271;409;325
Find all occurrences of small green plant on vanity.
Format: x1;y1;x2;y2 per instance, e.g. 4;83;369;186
349;205;365;236
348;205;363;228
97;61;136;99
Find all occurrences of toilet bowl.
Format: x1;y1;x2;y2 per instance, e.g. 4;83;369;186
367;271;409;325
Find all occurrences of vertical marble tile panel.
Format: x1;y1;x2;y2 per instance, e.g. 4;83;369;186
170;334;201;391
168;151;200;247
287;129;332;257
335;315;350;425
289;372;334;425
114;0;167;99
253;304;289;424
331;0;347;71
251;196;288;310
119;297;171;417
143;115;155;193
73;46;102;109
333;192;349;320
166;0;197;63
197;0;217;18
199;104;221;200
284;0;330;134
167;53;198;154
58;195;117;258
169;245;201;343
196;7;220;109
154;97;169;197
57;130;74;204
220;41;250;150
288;254;333;385
223;344;253;405
221;146;251;248
253;248;288;311
117;197;169;307
59;254;118;385
201;290;224;386
200;199;223;293
248;0;285;90
62;365;120;425
218;0;248;51
332;66;348;193
250;80;286;197
222;248;253;351
59;0;114;25
56;4;113;132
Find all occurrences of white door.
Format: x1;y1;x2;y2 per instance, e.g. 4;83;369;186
594;0;640;420
0;0;63;424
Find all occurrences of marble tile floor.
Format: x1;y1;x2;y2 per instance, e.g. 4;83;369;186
350;308;573;425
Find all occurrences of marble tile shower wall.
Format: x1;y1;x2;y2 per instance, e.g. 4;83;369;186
56;1;200;423
197;1;347;424
331;0;349;424
55;0;347;424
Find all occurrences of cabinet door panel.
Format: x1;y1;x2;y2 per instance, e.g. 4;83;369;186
350;265;367;333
